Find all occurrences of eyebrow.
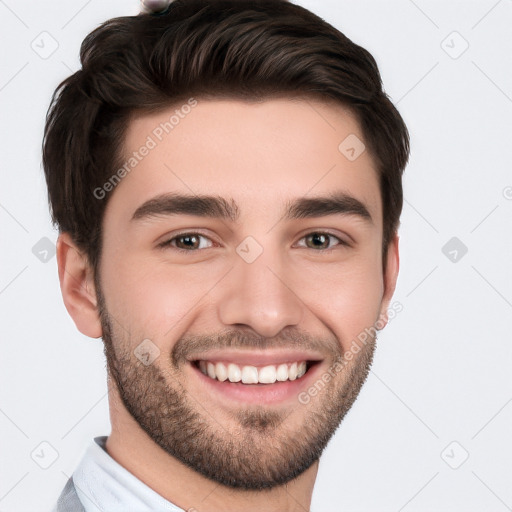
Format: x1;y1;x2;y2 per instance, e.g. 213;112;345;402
130;191;372;224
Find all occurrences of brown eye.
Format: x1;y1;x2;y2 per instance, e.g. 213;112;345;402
175;234;200;250
159;233;213;252
299;232;346;251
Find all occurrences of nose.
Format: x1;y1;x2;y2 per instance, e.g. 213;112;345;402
216;247;304;339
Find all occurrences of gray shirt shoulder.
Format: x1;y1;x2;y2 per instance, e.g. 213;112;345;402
51;477;85;512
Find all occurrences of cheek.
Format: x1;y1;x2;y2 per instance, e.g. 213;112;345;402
301;257;384;353
100;251;214;347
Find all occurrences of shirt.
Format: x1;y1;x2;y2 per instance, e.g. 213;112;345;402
70;436;184;512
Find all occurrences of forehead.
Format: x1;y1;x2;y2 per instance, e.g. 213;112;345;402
106;98;382;227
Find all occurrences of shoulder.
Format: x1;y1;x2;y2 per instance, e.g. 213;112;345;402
51;477;85;512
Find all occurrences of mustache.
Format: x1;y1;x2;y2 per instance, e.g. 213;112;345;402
171;327;342;368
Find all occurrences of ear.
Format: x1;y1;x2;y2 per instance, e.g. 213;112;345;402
56;232;102;339
377;233;400;329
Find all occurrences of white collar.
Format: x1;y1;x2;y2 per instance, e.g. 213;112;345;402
72;436;184;512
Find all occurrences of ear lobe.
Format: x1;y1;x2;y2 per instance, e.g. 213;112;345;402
56;232;102;339
377;234;400;329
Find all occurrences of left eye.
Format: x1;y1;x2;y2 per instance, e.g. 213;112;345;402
159;232;345;252
296;232;345;251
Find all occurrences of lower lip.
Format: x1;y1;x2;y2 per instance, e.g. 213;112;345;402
190;362;322;405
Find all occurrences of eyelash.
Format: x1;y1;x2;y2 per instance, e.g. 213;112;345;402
158;231;349;253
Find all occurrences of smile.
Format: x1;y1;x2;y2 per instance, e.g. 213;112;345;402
196;360;309;384
187;350;324;404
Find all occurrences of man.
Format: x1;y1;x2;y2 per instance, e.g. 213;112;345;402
44;0;409;510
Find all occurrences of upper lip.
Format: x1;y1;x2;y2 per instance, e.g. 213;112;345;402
187;349;324;367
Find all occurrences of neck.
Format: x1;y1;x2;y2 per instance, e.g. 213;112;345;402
106;384;318;512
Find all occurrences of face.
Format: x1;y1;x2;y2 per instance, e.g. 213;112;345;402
94;98;397;489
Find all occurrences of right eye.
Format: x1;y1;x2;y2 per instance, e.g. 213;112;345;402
158;232;215;252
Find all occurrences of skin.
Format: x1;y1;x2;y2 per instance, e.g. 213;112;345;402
140;0;172;13
57;98;399;512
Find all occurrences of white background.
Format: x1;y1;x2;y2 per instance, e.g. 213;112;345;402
1;1;511;511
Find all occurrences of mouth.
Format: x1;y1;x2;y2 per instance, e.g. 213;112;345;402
187;352;324;405
195;360;315;384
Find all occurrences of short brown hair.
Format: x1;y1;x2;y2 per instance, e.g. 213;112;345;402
43;0;409;277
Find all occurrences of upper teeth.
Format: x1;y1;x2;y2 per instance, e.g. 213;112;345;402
198;361;307;384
